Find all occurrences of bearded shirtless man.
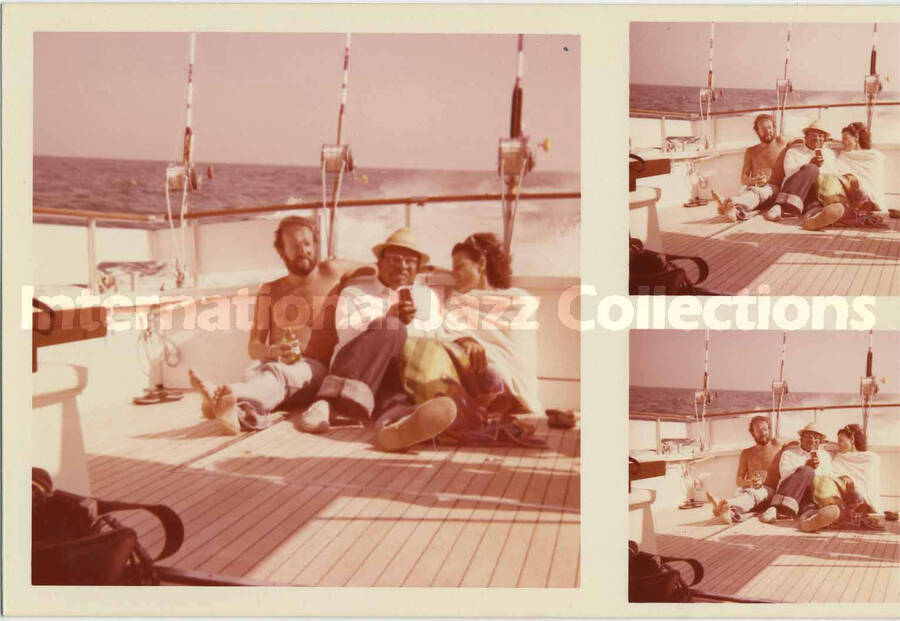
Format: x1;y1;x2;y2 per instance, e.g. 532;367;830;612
189;215;362;434
710;114;785;222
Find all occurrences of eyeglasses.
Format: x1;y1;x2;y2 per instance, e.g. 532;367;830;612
383;253;419;268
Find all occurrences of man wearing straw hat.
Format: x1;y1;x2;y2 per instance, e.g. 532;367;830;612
760;421;841;532
298;227;457;451
763;120;837;221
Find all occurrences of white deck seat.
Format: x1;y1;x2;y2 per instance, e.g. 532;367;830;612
33;363;91;496
628;487;658;553
629;186;663;252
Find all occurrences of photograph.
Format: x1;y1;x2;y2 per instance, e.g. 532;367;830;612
29;32;581;588
629;22;900;296
629;329;899;603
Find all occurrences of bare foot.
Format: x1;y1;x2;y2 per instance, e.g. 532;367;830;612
212;386;240;435
188;369;221;420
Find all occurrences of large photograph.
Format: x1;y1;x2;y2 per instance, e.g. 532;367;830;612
31;32;581;588
629;330;899;603
629;22;900;296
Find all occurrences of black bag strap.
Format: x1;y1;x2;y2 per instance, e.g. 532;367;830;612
94;498;184;561
659;555;704;587
663;254;710;285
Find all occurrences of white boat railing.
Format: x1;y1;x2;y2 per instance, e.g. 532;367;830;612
33;190;580;294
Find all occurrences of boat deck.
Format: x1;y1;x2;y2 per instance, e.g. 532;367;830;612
658;206;900;295
654;505;899;603
82;393;580;587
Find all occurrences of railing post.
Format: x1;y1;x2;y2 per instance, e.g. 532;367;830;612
87;218;98;294
659;116;666;151
404;202;412;228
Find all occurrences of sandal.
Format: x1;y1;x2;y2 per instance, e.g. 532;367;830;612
133;387;184;405
546;409;576;429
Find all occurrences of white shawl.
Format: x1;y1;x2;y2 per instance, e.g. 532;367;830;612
832;450;881;513
440;287;542;414
836;149;886;210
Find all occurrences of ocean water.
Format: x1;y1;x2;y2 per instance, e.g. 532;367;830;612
33;156;580;277
630;385;900;418
630;83;900;117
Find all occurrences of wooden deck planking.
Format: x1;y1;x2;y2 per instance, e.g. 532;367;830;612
516;429;580;587
653;206;900;295
653;505;899;602
78;393;580;587
400;441;550;587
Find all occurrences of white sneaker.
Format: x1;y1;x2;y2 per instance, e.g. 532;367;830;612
299;399;331;434
759;507;777;523
763;205;782;221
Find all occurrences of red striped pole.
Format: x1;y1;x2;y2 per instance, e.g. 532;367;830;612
336;33;351;145
182;33;196;166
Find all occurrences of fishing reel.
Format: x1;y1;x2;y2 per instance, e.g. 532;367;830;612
776;78;793;101
166;163;200;192
859;376;881;398
497;136;549;179
321;144;354;174
771;379;789;397
864;74;883;97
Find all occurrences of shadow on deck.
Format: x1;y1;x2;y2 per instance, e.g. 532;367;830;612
653;208;900;295
83;396;580;588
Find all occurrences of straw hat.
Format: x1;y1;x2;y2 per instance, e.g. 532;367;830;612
798;421;826;438
801;120;831;139
372;227;430;266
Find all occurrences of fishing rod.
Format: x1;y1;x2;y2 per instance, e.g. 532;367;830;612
693;330;711;451
163;32;198;289
697;23;718;149
860;329;880;435
499;34;538;256
320;34;354;261
775;24;793;138
771;332;789;437
864;23;883;133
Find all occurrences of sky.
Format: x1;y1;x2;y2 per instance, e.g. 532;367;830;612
631;22;900;91
630;330;900;395
34;33;580;171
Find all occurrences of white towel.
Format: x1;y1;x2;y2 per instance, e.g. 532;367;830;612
836;149;886;211
440;288;542;415
833;450;881;513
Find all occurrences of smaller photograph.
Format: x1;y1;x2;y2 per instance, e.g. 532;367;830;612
629;22;900;296
628;330;899;604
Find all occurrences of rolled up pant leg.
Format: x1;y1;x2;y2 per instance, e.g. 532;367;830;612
317;323;407;421
229;359;327;430
770;466;816;516
729;485;774;513
774;164;820;216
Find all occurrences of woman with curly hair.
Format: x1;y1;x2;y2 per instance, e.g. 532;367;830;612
442;232;542;419
832;423;881;515
813;423;883;529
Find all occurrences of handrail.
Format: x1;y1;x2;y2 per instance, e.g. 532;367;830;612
631;402;900;421
33;206;157;223
33;191;581;225
630;99;900;120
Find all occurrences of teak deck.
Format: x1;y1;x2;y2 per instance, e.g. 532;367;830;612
654;506;899;603
82;393;581;587
657;207;900;295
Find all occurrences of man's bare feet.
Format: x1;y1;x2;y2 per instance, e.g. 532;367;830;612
188;369;221;420
211;386;240;435
711;190;736;222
